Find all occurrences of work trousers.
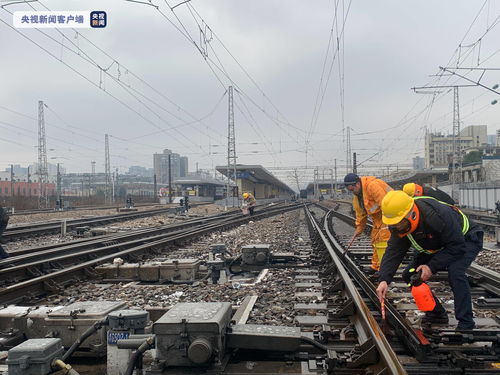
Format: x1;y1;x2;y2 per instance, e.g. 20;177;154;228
401;230;483;328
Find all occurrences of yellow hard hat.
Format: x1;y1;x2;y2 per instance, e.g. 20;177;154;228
243;193;249;199
381;190;414;225
403;183;416;197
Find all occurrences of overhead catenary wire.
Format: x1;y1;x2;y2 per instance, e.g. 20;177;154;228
2;1;227;164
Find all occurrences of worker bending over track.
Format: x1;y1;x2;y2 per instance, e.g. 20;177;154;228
242;192;257;216
343;173;393;272
376;190;483;330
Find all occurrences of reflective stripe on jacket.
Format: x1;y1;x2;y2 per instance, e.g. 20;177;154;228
407;196;469;254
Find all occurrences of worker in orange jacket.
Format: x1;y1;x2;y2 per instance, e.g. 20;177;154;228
343;173;393;272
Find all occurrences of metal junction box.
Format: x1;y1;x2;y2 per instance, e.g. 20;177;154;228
227;324;301;352
0;305;64;339
7;338;63;375
241;244;271;266
159;259;200;282
153;302;232;367
45;301;126;356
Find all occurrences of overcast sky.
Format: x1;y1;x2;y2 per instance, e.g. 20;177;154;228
1;0;500;187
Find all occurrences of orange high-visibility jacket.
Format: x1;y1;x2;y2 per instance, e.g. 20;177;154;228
352;176;392;243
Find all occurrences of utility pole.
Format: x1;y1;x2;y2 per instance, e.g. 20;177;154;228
87;175;91;201
313;167;319;199
330;168;334;199
227;86;237;208
334;158;337;181
353;152;357;174
451;86;462;202
37;100;49;208
112;170;116;203
56;163;61;203
115;167;119;202
10;164;14;198
90;160;96;198
345;126;352;174
292;169;301;194
168;154;172;204
153;174;158;203
412;81;474;204
27;166;31;197
105;134;111;204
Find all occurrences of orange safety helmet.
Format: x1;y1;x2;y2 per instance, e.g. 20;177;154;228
242;193;249;199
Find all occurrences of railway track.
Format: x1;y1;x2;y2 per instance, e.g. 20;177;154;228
9;202;163;216
313;203;500;373
3;206;193;241
0;207;258;286
1;202;499;374
0;203;301;306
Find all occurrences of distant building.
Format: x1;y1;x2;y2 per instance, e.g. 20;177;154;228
424;125;487;168
0;180;55;197
180;156;188;177
128;165;153;178
153;149;188;184
412;156;425;170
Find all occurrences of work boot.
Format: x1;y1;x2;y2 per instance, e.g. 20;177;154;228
421;311;449;326
456;322;475;330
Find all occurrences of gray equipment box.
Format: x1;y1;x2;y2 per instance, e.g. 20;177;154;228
45;301;126;356
108;309;149;331
0;305;64;339
159;259;200;282
139;262;161;282
227;324;301;351
241;244;271;266
7;338;63;375
153;302;232;367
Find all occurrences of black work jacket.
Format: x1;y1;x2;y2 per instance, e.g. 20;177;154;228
378;198;480;284
421;186;455;205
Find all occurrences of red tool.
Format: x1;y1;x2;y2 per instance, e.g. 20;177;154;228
380;299;391;335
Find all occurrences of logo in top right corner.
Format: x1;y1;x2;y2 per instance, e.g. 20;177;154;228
90;11;106;28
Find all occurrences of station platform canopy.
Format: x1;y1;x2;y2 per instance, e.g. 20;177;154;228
173;176;228;202
173;176;227;187
216;164;295;199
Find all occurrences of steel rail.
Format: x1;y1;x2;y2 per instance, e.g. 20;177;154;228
323;210;432;362
1;209;242;267
4;207;175;238
304;205;408;374
0;203;301;305
10;202;175;216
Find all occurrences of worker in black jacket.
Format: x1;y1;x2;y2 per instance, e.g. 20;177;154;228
376;190;483;330
0;205;10;259
403;182;455;205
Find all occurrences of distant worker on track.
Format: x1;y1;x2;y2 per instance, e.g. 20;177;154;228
376;190;483;330
403;182;455;205
343;173;393;272
242;192;257;216
0;204;10;259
